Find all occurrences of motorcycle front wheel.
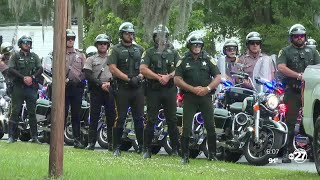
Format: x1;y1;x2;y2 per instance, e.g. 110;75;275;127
0;123;4;139
19;129;31;142
97;126;109;149
244;127;283;166
64;122;74;146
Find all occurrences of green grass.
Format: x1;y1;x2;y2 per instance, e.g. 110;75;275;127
0;141;318;180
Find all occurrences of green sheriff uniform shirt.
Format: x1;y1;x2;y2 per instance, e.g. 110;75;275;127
107;42;144;80
8;51;42;84
141;46;180;75
175;51;220;90
277;44;320;86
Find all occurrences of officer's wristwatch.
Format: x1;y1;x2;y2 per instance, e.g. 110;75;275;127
206;86;211;92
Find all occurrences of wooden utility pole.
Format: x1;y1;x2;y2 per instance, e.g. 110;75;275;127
49;0;68;178
77;2;84;49
67;0;72;29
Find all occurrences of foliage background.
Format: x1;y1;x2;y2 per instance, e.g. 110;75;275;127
1;0;320;55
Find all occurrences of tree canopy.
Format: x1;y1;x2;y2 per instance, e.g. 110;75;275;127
2;0;320;55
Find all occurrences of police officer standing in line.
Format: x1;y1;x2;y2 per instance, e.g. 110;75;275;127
140;25;180;158
108;22;145;156
238;32;274;90
277;24;320;163
7;35;43;143
217;39;240;84
0;42;14;94
83;34;115;151
174;33;221;164
65;29;87;149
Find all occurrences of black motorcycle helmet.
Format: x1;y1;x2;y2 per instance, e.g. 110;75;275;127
18;35;32;48
153;24;170;42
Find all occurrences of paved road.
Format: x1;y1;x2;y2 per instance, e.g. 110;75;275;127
1;134;318;174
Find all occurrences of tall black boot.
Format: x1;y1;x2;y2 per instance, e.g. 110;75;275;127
113;127;123;157
107;127;113;151
7;121;17;144
207;134;218;161
74;137;85;149
85;129;96;150
180;136;190;165
282;132;294;163
135;127;144;154
143;129;154;159
168;126;180;156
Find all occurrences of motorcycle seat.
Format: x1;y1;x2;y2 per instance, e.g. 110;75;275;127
229;102;243;112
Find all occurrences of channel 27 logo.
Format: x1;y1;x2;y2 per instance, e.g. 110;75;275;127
268;148;307;164
288;148;308;163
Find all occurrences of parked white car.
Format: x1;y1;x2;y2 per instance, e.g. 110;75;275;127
303;64;320;175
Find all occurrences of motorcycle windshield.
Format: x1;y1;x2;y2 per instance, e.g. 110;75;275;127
252;55;274;92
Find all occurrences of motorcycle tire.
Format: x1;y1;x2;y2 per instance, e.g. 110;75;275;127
163;136;173;155
189;149;200;159
120;139;132;151
0;123;4;139
97;126;109;149
64;123;74;146
243;127;283;166
314;116;320;175
38;131;50;144
19;130;31;142
151;145;162;154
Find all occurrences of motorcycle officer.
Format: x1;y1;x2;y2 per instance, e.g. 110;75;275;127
7;35;43;143
238;32;274;90
277;24;320;163
108;22;145;156
83;34;115;151
306;38;317;50
140;24;180;158
217;39;240;84
0;42;14;95
174;32;221;164
65;29;86;149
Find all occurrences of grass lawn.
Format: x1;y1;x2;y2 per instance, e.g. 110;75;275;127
0;141;319;180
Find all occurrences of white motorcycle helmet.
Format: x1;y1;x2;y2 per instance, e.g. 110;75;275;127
85;46;98;57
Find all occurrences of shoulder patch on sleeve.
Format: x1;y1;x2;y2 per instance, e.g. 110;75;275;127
107;48;113;56
210;57;217;65
176;60;182;67
278;50;283;58
141;51;146;59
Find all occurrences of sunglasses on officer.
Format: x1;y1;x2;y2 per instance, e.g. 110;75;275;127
123;32;134;36
249;41;261;46
22;40;32;45
292;34;305;39
225;46;237;52
97;42;108;46
66;37;76;41
191;43;203;48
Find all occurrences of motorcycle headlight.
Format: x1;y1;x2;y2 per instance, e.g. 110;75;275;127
265;94;279;110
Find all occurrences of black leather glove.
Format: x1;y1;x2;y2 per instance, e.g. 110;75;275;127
129;76;142;88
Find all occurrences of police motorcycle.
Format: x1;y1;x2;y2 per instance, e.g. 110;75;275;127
0;75;10;139
210;72;287;165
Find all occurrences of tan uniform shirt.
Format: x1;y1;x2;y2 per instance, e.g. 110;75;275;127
83;53;112;82
66;49;86;82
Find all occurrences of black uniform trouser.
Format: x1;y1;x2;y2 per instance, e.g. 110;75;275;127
65;84;84;140
283;88;302;152
9;85;38;138
113;85;144;147
145;86;178;149
182;93;215;138
89;88;115;144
